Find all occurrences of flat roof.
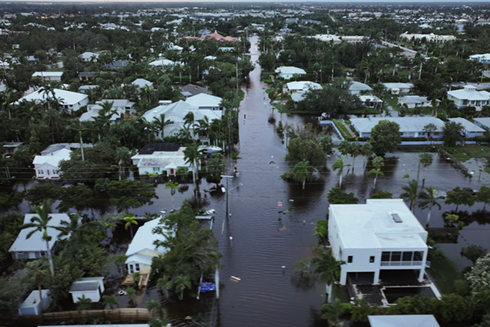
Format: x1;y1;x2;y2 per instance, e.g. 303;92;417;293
330;199;428;250
350;117;445;133
368;315;440;327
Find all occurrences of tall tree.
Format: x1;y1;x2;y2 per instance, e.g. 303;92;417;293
174;275;191;300
106;179;157;212
152;113;174;139
418;186;443;227
445;187;475;211
311;248;344;302
400;179;419;212
443;121;464;147
369;120;401;155
21;199;63;277
124;213;138;239
368;156;384;189
290;160;315;190
332;157;350;188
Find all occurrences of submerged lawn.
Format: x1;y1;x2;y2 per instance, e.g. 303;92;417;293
427;248;461;294
444;145;490;162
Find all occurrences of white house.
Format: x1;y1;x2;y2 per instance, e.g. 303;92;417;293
359;95;383;109
79;52;99;62
275;66;306;80
448;117;485;138
286;81;322;94
185;93;223;110
125;218;169;275
32;71;63;82
399;33;456;43
142;100;222;140
328;199;428;286
368;315;440;327
149;58;182;68
447;85;490;110
33;148;71;179
350;117;445;138
19;290;50;316
9;213;69;260
398;96;432;109
349;81;372;95
383;82;413;95
81;99;135;123
474;117;490;131
16;88;89;113
132;78;152;89
131;146;191;177
469;53;490;64
69;277;105;303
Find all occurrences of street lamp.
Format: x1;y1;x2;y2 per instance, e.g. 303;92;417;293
221;174;242;219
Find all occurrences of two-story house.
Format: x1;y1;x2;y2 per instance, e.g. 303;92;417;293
328;199;428;286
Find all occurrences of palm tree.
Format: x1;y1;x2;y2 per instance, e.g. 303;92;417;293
24;260;49;313
124;213;138;239
291;160;315;190
152;113;173;139
165;181;179;209
76;295;92;312
183;112;195;131
68;120;88;161
311;248;344;303
368;156;384;190
43;108;62;143
183;143;203;187
157;275;173;299
195;116;211;143
174;275;191;300
102;294;120;310
400;179;419;212
418;186;443;227
321;298;351;327
21;199;62;277
57;213;105;248
332;157;350;188
147;299;162;317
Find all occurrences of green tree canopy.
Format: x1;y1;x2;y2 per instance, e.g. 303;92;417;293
327;187;359;204
443;121;464;147
106;179;158;212
369;120;401;155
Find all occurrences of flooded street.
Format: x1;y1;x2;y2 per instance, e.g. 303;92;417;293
5;35;490;326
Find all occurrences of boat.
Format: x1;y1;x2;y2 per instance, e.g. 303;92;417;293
199;282;216;292
230;276;241;281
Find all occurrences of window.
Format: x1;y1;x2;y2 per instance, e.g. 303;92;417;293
135;263;140;271
370;256;375;263
46;170;50;175
37;169;44;175
52;170;58;175
347;256;353;263
153;167;160;172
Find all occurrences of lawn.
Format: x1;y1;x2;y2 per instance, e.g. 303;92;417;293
427;248;461;294
382;94;399;110
444;145;490;162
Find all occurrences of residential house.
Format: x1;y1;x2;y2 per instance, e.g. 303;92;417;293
16;88;89;113
19;290;50;316
78;85;99;94
448;117;485;138
79;72;96;82
32;71;63;82
180;84;210;99
447;85;490;110
79;52;99;62
185;93;223;110
350;117;445;138
125;218;169;274
469;53;490;64
131;145;191;176
359;95;383;109
132;78;152;89
368;315;440;327
204;55;217;60
149;58;182;69
383;82;413;95
142;100;222;140
9;213;70;259
201;32;239;42
286;81;322;102
474;117;490;131
33;148;71;179
348;81;372;95
398;96;432;109
69;277;104;303
399;33;456;43
105;59;128;68
275;66;307;80
3;141;23;155
328;199;429;286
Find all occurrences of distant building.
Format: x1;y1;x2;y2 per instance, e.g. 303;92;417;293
275;66;307;80
469;53;490;64
19;290;50;316
399;33;456;43
350;117;445;138
383;82;413;95
447;85;490;110
448;117;485;138
368;315;440;327
16;88;88;113
398;96;432;109
31;71;63;82
69;277;104;303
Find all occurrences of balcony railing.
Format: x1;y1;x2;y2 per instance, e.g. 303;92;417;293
380;261;423;267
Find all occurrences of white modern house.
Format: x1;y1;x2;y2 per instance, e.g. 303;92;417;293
368;315;440;327
349;117;445;138
33;148;71;179
185;93;223;110
447;85;490;110
79;51;99;62
16;88;89;113
275;66;307;80
383;82;414;95
149;58;182;68
131;146;191;177
328;199;429;286
448;117;485;138
9;213;70;260
32;71;63;82
398;95;432;109
69;277;105;303
19;290;51;316
142;100;222;140
125;218;169;275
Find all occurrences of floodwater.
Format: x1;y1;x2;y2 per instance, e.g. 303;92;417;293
5;35;490;326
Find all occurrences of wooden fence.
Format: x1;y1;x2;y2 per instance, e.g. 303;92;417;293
2;308;151;326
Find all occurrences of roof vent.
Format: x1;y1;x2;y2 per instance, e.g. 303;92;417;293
391;213;402;223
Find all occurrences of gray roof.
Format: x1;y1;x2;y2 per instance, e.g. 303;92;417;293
398;96;429;104
350;117;445;134
448;117;485;132
368;315;440;327
349;81;372;93
383;82;414;90
474;117;490;128
180;84;210;96
70;277;104;293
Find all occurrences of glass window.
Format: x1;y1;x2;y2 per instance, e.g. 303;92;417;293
370;256;375;263
153;167;160;172
135;263;140;271
414;251;423;261
38;169;44;175
381;252;390;261
391;252;401;261
347;256;353;263
402;252;413;261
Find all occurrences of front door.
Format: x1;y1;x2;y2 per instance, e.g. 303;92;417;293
170;168;175;175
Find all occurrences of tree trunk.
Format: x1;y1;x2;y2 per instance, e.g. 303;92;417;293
38;285;43;313
45;240;55;278
373;176;377;189
339;174;342;188
302;178;306;190
426;207;432;227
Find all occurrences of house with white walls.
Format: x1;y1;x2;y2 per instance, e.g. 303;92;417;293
398;96;432;109
33;148;71;179
448;117;485;138
16;88;88;113
328;199;428;286
18;290;51;316
349;117;445;138
447;85;490;110
69;277;105;303
131;146;191;177
275;66;306;80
